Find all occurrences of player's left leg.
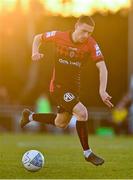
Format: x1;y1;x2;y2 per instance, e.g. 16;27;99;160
20;109;72;129
73;102;104;166
54;112;72;128
20;109;56;128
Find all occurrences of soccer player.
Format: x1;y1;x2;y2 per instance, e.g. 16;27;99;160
20;16;114;166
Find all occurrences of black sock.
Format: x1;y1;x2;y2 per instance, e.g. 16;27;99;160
32;113;56;125
76;120;89;150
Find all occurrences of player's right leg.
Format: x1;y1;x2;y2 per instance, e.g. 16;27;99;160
20;109;56;128
73;102;104;166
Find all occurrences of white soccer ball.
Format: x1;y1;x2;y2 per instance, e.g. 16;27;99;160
22;150;45;172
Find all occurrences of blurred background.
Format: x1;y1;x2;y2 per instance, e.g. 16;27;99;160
0;0;133;135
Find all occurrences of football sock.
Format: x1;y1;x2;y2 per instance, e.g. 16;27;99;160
84;149;92;158
31;113;56;125
76;120;90;151
29;112;34;121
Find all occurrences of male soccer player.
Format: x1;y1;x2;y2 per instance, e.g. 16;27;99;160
20;16;114;166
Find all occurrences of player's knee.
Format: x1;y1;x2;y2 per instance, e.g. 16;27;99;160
77;111;88;121
73;103;88;121
55;120;68;129
55;113;71;129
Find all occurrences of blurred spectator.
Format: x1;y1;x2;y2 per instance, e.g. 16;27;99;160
18;61;40;105
128;75;133;134
36;93;52;132
112;74;133;134
36;93;52;113
0;86;13;132
0;86;10;104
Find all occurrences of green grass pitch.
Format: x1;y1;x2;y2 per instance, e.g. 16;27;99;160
0;133;133;179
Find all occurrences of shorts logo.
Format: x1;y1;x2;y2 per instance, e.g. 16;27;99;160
64;92;75;102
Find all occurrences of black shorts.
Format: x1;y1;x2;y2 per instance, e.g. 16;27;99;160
50;86;79;114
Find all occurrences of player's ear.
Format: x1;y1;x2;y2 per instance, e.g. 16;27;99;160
75;22;79;29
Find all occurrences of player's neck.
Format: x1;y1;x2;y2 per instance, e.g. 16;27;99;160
71;31;78;43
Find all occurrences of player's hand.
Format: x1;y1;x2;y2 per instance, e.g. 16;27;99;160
32;53;44;61
99;90;114;108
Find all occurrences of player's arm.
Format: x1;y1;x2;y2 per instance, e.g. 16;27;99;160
96;61;114;108
32;31;58;61
32;34;44;61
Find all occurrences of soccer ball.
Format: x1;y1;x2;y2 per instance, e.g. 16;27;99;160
22;150;45;172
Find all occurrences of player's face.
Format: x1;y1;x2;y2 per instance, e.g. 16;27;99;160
74;23;94;43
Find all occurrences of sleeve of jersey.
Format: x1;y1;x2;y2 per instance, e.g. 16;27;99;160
89;38;104;62
41;31;59;43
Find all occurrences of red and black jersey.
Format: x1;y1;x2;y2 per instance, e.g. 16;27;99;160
42;31;104;93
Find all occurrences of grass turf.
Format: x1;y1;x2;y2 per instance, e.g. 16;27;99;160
0;133;133;179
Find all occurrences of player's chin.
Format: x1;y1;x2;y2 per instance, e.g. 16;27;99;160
79;38;87;43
